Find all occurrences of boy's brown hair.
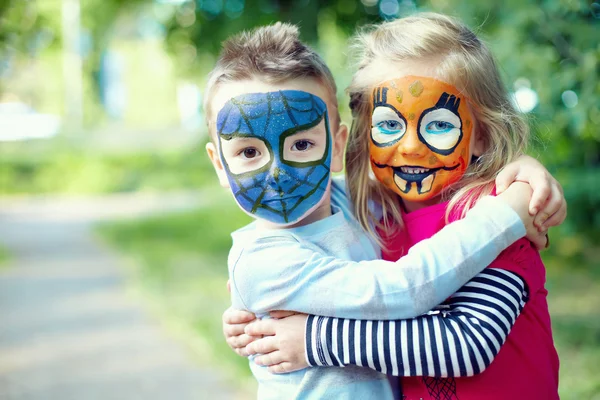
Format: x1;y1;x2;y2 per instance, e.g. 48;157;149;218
204;22;339;138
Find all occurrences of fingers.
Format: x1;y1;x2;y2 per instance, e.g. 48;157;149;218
222;307;258;357
226;334;258;357
544;201;567;228
269;310;298;319
223;319;246;338
254;351;284;367
534;183;561;224
246;336;278;356
223;307;256;324
529;231;548;251
495;164;519;194
528;173;552;215
533;210;551;231
268;362;300;374
246;319;277;336
225;332;259;355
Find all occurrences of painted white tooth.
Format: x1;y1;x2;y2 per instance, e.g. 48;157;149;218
420;173;435;194
394;174;408;192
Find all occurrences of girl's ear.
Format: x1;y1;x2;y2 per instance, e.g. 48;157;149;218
331;123;349;173
206;141;230;188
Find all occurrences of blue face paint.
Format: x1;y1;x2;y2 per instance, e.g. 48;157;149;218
217;90;332;225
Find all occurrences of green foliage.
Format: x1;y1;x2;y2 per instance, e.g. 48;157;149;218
0;0;44;52
164;0;359;54
0;145;215;195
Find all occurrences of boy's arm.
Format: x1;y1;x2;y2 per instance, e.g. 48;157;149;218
233;195;527;320
304;268;526;376
496;154;567;230
246;268;527;377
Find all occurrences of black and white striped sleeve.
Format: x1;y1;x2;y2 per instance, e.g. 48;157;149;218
304;268;528;377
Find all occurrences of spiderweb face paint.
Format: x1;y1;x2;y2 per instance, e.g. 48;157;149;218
369;76;475;202
217;90;332;225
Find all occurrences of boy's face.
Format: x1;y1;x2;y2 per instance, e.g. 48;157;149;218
206;79;345;226
369;75;476;202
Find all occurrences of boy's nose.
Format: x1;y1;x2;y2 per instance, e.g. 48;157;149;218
268;167;293;190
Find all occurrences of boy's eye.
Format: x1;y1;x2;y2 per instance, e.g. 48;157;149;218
292;140;313;151
240;148;260;159
426;121;455;133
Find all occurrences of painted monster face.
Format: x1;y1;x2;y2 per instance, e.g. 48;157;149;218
217;90;332;225
369;76;474;202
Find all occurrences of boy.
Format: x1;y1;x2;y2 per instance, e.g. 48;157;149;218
205;23;547;399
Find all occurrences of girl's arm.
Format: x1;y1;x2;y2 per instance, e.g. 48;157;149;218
305;268;525;376
232;193;528;320
246;268;527;377
224;161;565;354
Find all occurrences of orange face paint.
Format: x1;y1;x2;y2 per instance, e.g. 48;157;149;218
369;76;474;202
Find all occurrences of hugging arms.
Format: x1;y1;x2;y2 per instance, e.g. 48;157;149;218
223;161;565;376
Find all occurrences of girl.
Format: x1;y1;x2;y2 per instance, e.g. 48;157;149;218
233;13;560;400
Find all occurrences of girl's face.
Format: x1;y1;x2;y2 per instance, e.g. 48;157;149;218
369;75;475;204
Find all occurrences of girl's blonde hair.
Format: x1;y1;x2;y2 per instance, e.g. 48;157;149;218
346;12;530;245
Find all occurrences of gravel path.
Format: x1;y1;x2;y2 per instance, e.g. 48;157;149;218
0;192;242;400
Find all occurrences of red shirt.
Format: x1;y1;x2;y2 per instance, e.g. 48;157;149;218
380;201;560;400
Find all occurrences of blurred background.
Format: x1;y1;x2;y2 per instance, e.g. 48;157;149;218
0;0;598;398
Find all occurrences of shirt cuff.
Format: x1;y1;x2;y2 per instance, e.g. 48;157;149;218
305;315;319;367
305;315;341;367
467;196;526;241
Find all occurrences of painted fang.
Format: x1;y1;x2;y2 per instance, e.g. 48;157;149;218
369;76;474;202
217;90;332;225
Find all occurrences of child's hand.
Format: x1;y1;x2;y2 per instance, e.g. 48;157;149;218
496;155;567;230
222;307;258;357
245;313;309;374
496;182;548;249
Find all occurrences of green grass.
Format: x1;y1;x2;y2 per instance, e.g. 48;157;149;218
96;192;255;393
0;245;10;267
542;232;600;399
0;143;216;196
98;206;600;399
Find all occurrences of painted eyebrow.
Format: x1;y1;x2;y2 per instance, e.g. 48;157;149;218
434;92;461;113
372;87;389;107
286;123;326;138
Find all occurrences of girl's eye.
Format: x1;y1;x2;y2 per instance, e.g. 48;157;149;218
292;140;313;151
426;121;455;133
240;148;260;159
377;120;404;134
371;107;407;146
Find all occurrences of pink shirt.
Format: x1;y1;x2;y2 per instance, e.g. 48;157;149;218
380;201;560;400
